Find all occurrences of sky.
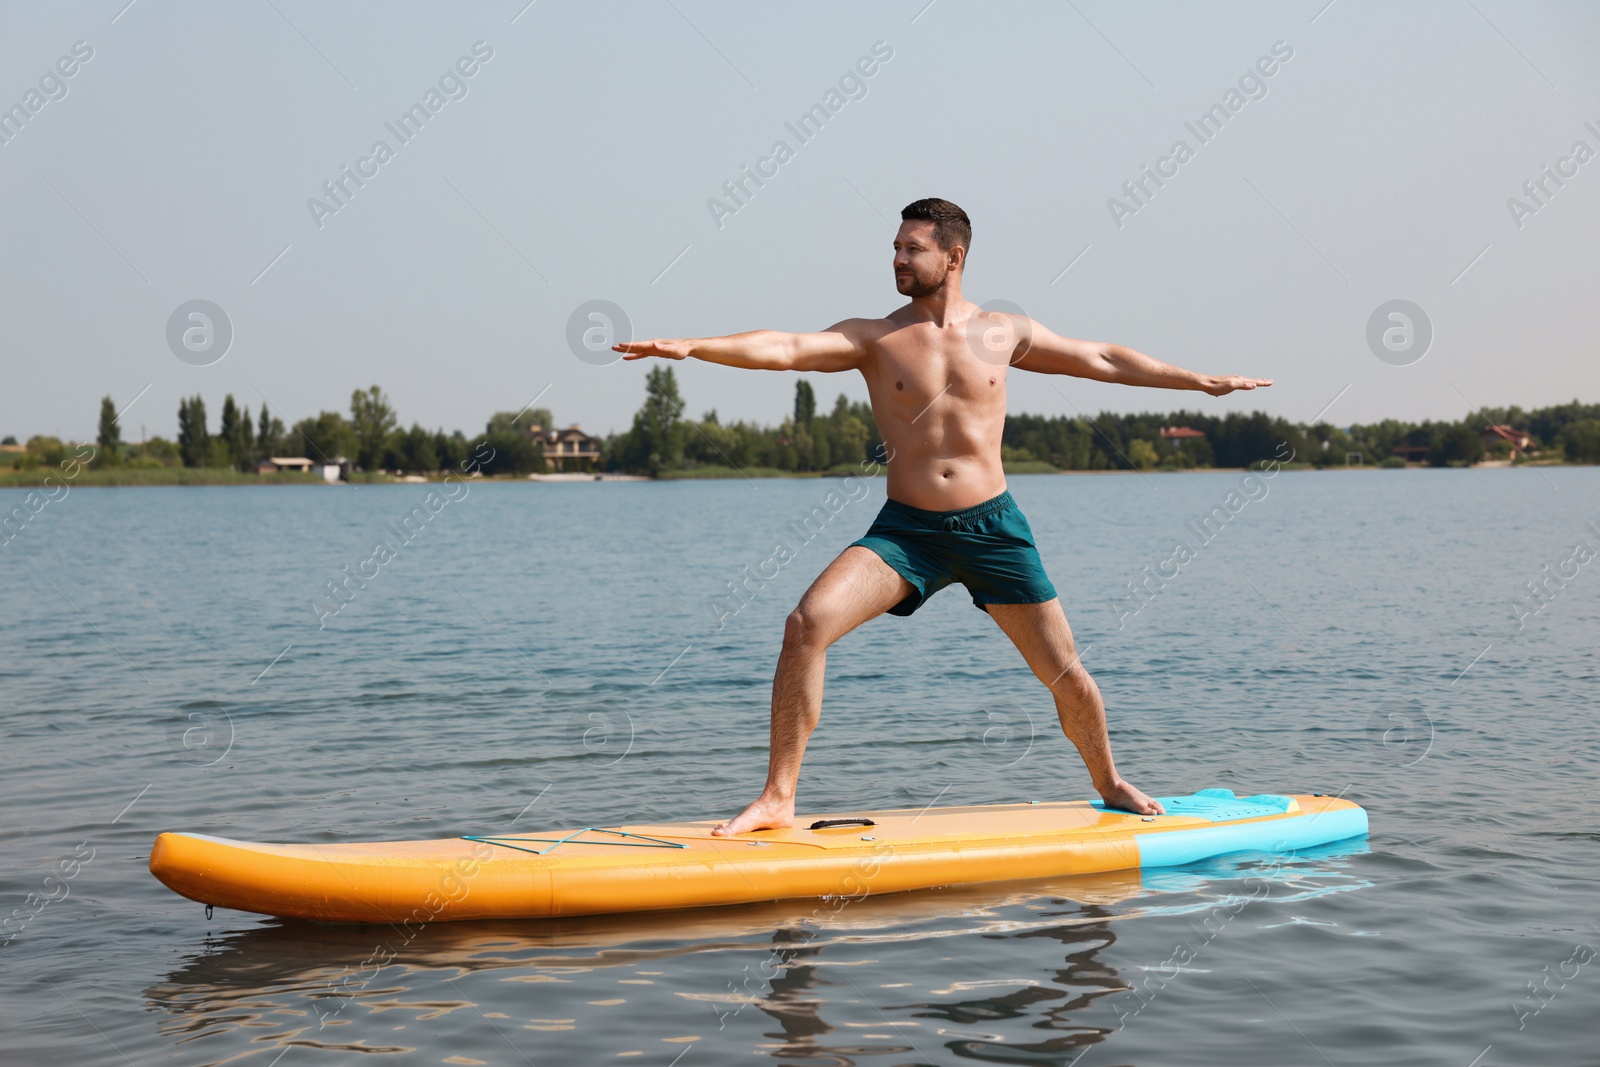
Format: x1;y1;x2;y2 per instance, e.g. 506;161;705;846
2;0;1598;443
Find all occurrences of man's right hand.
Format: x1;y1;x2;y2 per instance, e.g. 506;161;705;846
615;338;690;361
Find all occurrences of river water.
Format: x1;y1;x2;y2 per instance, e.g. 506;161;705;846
2;469;1596;1066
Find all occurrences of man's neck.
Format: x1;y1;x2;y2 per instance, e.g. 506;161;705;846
908;279;967;327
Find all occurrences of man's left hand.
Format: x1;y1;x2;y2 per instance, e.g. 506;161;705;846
1203;375;1273;396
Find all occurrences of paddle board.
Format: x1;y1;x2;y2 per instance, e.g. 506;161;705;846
147;788;1366;924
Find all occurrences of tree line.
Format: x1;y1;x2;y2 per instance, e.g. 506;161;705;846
7;388;552;477
7;376;1599;478
599;367;1600;474
996;400;1600;470
605;368;885;475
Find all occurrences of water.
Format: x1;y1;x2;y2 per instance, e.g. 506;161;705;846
2;469;1596;1066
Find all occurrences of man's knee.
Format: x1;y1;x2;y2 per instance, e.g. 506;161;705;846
783;607;831;653
1037;654;1088;690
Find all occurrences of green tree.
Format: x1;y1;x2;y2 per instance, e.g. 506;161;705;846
1430;424;1483;466
529;407;554;432
794;380;816;430
392;424;440;473
791;425;814;472
25;435;66;466
486;409;550;436
177;395;209;468
219;394;254;471
292;411;356;467
218;395;240;469
1128;438;1159;471
479;415;544;476
685;412;744;470
350;385;398;472
139;437;181;467
621;366;686;473
256;405;286;462
97;396;122;465
821;394;862;467
205;438;234;469
434;429;469;470
831;414;868;466
1557;420;1600;463
768;417;797;471
810;426;831;470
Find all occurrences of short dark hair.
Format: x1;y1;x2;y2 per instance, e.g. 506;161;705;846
900;198;971;255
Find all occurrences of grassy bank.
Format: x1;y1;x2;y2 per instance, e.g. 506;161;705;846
0;467;372;488
656;466;812;480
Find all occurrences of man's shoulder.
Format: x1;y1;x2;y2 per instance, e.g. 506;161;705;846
831;311;902;330
821;314;901;349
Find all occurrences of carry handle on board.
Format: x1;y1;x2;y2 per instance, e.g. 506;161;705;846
808;818;876;830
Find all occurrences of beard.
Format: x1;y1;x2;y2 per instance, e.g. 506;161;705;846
895;267;945;298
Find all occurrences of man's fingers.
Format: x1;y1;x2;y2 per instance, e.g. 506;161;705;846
1215;376;1273;394
614;340;660;360
613;338;682;360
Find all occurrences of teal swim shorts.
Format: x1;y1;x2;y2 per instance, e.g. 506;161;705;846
850;490;1058;616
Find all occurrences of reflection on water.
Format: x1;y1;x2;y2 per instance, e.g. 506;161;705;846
145;843;1368;1065
919;920;1120;1066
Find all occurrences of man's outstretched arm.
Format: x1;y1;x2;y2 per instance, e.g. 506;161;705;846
615;320;871;373
1013;319;1271;397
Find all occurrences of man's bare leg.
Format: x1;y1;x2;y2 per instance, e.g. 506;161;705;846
985;599;1165;816
712;546;914;836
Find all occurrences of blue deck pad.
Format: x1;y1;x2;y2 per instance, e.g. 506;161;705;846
1089;788;1370;870
1134;806;1369;869
1088;787;1368;870
1092;787;1296;823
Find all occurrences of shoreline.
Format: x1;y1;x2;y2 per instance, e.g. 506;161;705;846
0;460;1579;489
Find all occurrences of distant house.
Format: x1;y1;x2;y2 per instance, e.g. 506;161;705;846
1479;425;1533;453
1390;444;1431;462
1159;426;1205;447
528;424;602;471
256;457;315;474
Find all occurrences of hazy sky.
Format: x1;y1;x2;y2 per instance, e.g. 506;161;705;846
3;0;1598;443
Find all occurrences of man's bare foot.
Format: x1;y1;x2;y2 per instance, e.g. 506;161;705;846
1099;779;1166;816
711;796;795;836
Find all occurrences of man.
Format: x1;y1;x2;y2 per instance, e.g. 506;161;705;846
616;197;1270;835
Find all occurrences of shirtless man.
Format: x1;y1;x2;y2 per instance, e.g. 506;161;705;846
615;198;1271;835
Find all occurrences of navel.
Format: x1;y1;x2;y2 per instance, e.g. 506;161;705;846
895;380;904;391
989;377;996;386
